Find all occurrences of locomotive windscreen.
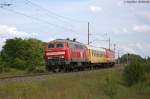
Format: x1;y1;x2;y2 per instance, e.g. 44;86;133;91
48;42;64;48
48;43;54;48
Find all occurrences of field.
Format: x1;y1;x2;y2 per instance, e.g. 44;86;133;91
0;66;150;99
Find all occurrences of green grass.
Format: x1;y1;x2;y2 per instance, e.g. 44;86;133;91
0;67;150;99
0;66;46;78
0;68;26;77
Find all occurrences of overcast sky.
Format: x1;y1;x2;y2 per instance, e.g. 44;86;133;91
0;0;150;57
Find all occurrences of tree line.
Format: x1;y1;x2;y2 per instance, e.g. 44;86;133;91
118;53;148;64
0;38;46;73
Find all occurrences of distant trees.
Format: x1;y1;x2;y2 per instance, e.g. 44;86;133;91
119;53;144;64
0;38;45;72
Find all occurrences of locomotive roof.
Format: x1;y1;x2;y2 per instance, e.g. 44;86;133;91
49;39;85;45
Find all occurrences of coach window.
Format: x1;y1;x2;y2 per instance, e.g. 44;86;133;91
56;43;64;48
48;43;54;48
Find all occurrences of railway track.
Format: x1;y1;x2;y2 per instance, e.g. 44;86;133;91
0;64;123;80
0;72;52;80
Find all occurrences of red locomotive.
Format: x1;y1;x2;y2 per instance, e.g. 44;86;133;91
44;39;88;72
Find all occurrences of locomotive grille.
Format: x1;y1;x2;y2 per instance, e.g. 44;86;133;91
48;56;65;65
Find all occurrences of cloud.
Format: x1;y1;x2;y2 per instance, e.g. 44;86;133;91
135;43;150;57
117;1;123;7
133;24;150;32
143;12;150;20
89;5;102;12
138;11;150;20
113;24;150;35
43;37;55;42
0;38;6;50
119;44;137;54
0;25;38;38
112;27;129;34
0;24;38;50
119;42;150;57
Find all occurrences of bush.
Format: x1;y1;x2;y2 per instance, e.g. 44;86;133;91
0;57;9;73
103;76;118;99
132;81;150;95
1;38;45;71
0;57;2;73
26;66;46;73
0;65;3;73
123;60;145;86
0;64;10;73
13;58;26;70
33;66;46;73
142;62;150;73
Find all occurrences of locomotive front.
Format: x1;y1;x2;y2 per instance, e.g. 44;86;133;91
44;39;67;71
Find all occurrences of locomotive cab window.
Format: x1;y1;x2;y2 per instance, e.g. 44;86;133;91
48;43;54;48
56;43;64;48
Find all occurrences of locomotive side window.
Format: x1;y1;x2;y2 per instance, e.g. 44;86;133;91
75;44;78;49
48;43;54;48
79;45;83;49
56;43;64;48
75;44;83;49
68;42;75;48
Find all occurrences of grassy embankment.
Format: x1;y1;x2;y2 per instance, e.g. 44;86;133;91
0;66;150;99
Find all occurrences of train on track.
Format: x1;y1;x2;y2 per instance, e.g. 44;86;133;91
44;38;115;72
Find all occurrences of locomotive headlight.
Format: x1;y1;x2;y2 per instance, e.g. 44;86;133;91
48;57;52;59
